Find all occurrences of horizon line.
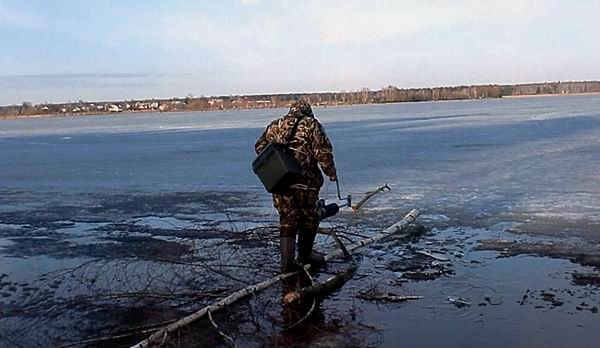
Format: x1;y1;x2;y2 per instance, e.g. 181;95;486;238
1;79;600;107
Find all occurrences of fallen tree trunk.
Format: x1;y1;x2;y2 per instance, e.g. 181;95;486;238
283;265;357;304
130;209;420;348
327;208;420;260
129;268;305;348
352;183;391;212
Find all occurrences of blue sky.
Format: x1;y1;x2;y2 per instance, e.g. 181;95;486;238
0;0;599;104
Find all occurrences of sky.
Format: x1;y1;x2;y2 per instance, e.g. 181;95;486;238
0;0;599;105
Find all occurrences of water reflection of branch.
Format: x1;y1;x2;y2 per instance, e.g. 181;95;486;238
55;317;178;348
208;309;237;347
152;257;251;285
283;268;317;331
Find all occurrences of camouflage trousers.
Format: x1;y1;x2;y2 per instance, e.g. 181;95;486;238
272;190;319;238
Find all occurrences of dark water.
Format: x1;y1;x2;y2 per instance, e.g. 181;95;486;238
1;95;600;347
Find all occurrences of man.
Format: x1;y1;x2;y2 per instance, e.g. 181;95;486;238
255;99;337;272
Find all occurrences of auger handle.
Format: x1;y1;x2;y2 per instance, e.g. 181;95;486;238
335;179;352;208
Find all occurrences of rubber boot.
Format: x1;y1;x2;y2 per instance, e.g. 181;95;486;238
297;230;325;266
280;236;301;272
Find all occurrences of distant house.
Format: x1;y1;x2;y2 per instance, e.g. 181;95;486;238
108;104;122;112
256;100;271;108
207;98;223;106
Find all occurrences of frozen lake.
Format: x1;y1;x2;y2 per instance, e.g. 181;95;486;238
2;95;600;222
1;95;600;347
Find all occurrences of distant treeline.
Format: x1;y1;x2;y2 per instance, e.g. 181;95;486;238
2;81;600;118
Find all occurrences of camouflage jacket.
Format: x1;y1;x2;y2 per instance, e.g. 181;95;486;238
255;111;336;191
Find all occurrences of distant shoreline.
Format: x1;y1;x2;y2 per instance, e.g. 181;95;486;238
2;81;600;119
1;91;600;120
502;92;600;98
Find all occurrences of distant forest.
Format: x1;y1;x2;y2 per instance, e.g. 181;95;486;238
2;81;600;118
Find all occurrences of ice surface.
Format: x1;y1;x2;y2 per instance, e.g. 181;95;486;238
1;95;599;221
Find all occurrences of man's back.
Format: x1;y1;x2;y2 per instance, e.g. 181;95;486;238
255;106;336;190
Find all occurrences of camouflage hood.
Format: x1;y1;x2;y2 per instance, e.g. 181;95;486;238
287;99;314;118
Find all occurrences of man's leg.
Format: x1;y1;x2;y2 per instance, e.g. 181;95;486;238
297;191;325;265
273;193;301;272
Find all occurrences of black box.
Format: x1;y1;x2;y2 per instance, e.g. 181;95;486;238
252;143;302;193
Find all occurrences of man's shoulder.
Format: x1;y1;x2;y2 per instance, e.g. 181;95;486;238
303;116;324;132
264;115;291;137
304;115;320;125
266;116;285;129
275;114;314;128
268;114;322;134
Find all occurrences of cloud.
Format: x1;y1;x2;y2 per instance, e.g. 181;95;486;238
154;4;315;66
308;0;549;45
149;1;550;53
160;11;280;49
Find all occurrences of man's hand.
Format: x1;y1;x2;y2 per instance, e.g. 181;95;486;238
330;174;337;182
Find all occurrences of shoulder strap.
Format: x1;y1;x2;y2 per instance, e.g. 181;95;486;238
286;115;305;144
